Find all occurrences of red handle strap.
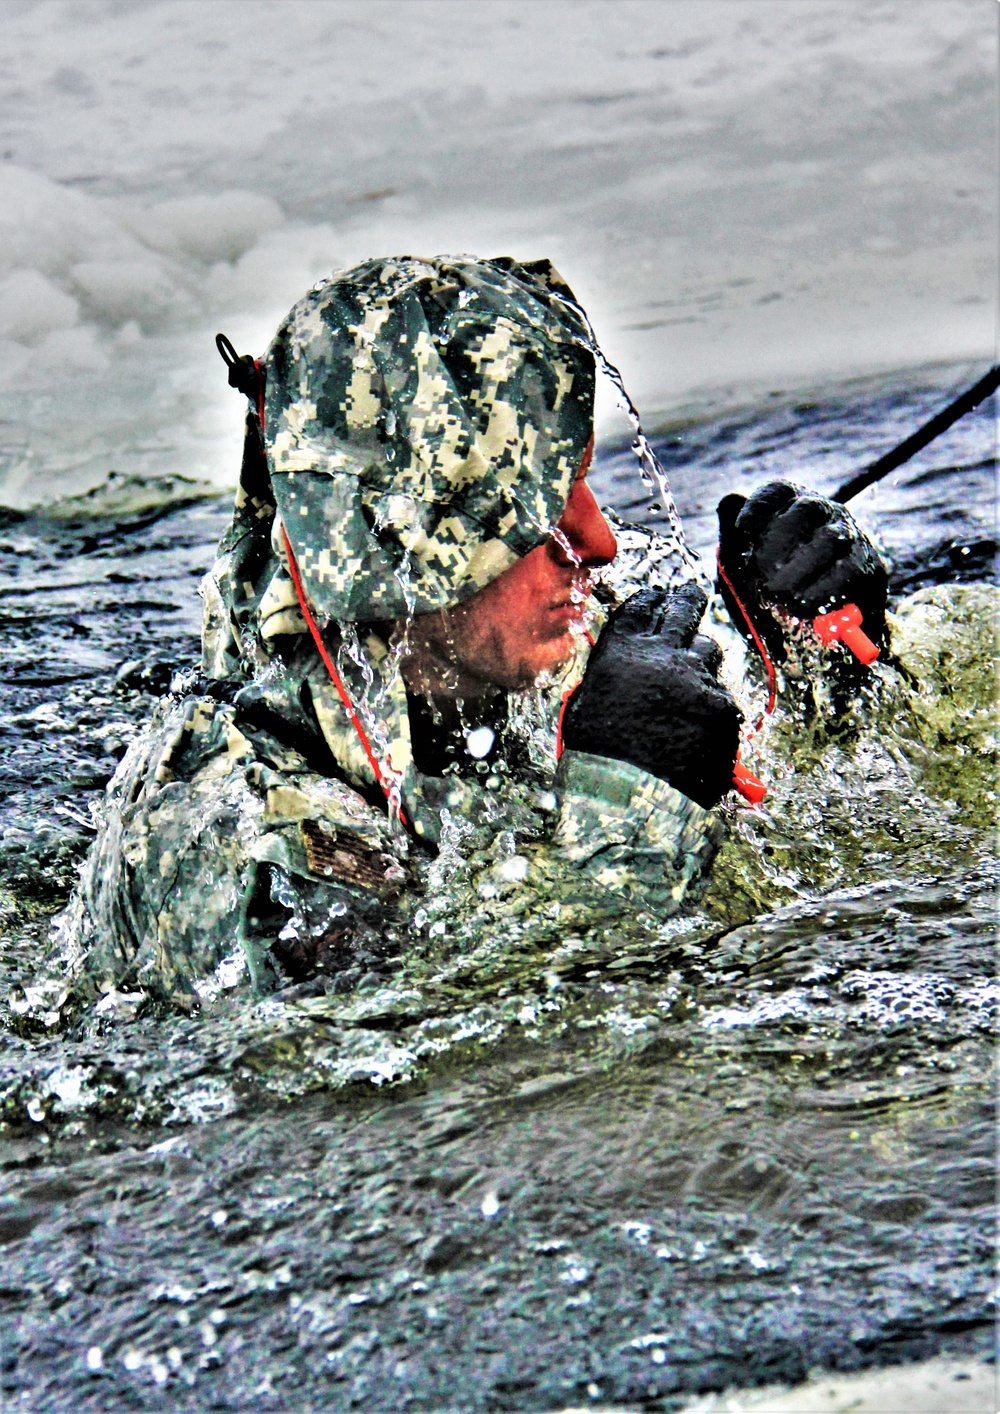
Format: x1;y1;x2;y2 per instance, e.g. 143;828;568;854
716;551;777;726
716;551;775;804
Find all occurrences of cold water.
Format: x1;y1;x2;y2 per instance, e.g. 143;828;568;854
0;363;993;1409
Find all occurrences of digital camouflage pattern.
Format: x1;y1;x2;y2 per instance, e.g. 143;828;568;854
52;257;724;1012
264;256;596;621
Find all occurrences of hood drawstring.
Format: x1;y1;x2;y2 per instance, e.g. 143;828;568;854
280;524;410;830
216;333;411;831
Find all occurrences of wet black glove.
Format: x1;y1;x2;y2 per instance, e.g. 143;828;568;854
562;584;742;809
716;482;888;663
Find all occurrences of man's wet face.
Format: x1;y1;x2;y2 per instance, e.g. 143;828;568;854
401;455;617;697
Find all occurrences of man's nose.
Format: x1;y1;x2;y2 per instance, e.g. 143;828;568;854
551;476;618;568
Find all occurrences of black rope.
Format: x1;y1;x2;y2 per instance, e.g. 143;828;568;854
833;363;1000;504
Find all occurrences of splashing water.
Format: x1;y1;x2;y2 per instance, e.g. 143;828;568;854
1;383;992;1117
551;286;707;589
0;366;994;1405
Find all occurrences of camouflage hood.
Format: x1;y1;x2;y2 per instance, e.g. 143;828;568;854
263;255;596;622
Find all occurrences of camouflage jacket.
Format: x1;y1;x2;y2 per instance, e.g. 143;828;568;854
62;257;724;1009
66;594;722;1007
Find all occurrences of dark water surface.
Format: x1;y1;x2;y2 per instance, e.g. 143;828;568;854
0;364;994;1410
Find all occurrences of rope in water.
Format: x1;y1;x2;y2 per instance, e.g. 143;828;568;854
833;363;999;504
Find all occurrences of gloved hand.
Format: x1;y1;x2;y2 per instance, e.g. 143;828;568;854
562;584;742;809
716;482;888;662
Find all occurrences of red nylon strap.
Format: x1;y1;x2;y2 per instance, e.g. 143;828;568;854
554;687;575;762
716;551;777;730
555;629;595;761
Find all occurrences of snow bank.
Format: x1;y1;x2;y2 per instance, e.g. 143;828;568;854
127;192;284;265
0;159;345;504
0;165;312;346
0;0;993;506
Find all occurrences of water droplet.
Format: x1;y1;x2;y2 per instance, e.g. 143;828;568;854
465;725;495;759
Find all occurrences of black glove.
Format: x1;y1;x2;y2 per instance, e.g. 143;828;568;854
562;584;742;809
716;482;888;663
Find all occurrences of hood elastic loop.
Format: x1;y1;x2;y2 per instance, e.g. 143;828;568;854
216;332;263;402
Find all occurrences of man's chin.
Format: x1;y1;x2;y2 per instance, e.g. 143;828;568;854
513;635;577;689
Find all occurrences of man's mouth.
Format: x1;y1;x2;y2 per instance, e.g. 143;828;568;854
547;595;591;625
551;574;594;613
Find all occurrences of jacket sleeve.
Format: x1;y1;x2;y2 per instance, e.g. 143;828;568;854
547;747;725;913
60;695;408;1011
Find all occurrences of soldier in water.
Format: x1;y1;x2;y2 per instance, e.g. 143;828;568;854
62;256;888;1009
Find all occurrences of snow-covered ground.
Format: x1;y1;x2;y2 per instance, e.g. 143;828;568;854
0;0;995;505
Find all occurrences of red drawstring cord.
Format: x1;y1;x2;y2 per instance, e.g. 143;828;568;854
253;358;266;432
253;374;409;829
716;550;777;732
281;528;410;829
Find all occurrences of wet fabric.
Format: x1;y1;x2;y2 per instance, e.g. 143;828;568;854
264;255;596;621
63;685;721;1007
56;256;724;1010
67;453;724;1005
